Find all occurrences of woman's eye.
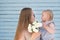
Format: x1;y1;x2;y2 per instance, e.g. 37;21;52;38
33;14;35;17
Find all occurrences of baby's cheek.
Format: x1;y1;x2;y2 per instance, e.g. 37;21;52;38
45;16;48;19
43;17;46;20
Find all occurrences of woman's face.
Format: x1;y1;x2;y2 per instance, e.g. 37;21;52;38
30;11;35;23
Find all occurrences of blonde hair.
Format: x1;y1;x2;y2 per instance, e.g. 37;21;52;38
43;9;53;21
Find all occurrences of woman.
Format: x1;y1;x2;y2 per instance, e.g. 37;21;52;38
14;8;41;40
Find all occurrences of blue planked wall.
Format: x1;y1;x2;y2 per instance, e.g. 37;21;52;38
0;0;60;40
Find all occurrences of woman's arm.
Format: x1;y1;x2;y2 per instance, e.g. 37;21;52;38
43;23;55;34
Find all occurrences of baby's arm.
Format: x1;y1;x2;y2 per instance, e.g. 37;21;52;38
43;23;55;34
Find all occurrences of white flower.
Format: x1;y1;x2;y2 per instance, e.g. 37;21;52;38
35;23;42;27
28;21;42;33
32;26;39;32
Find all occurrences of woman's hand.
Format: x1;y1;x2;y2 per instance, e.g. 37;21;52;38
30;32;41;40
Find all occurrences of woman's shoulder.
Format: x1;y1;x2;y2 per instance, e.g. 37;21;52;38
21;29;30;35
20;30;26;35
22;30;31;40
20;30;28;38
21;30;27;34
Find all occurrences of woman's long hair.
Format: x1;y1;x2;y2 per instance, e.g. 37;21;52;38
14;8;32;40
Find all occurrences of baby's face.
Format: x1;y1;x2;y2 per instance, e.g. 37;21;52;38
41;12;50;22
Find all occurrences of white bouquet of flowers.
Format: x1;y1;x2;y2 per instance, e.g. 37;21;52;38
28;21;42;33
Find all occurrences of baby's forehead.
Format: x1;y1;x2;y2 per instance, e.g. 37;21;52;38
42;10;53;15
42;12;50;15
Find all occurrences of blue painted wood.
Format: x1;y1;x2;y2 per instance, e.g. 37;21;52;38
0;0;60;40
